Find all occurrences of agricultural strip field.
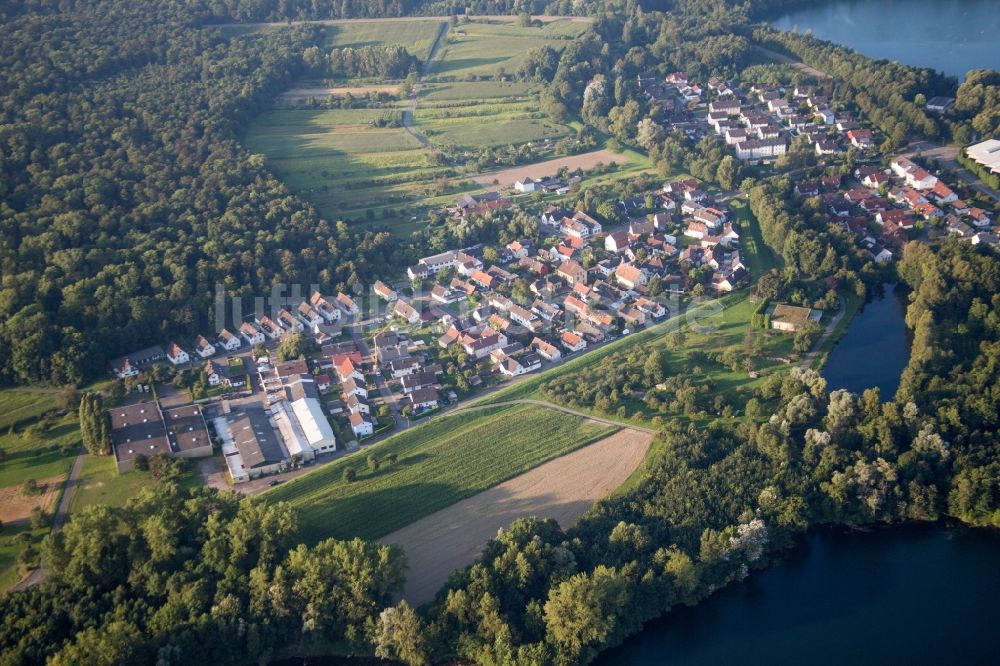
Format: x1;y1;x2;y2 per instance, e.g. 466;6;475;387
278;85;401;100
472;148;632;187
414;82;572;149
382;428;652;606
262;404;616;544
430;19;588;80
244;106;468;229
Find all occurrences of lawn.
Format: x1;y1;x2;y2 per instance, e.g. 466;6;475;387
69;454;202;513
321;20;446;62
431;19;587;81
0;522;47;591
0;389;80;489
262;403;616;543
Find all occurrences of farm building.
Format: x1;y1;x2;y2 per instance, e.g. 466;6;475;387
767;303;822;332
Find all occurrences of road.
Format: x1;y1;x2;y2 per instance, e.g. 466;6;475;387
401;21;450;147
452;399;657;435
12;446;87;590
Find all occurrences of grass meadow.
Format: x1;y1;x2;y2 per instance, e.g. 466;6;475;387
431;19;587;80
262;404;615;543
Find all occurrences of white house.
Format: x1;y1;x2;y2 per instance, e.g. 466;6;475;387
240;322;265;346
605;231;630;253
560;331;587;352
194;335;216;358
166;343;189;365
514;177;537;193
349;412;374;437
217;329;242;351
408;387;439;411
374;280;397;302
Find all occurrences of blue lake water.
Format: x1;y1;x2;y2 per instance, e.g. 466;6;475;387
772;0;1000;79
821;285;911;400
597;523;1000;665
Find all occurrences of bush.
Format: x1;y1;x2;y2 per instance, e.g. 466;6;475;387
343;468;357;483
30;507;48;530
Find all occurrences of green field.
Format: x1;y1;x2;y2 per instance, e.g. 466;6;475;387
321;20;445;62
431;20;587;80
69;454;202;513
0;390;79;489
263;404;616;543
0;522;47;590
241;18;588;233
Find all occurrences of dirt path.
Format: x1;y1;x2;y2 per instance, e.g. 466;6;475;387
12;447;86;591
381;428;653;606
472;149;632;189
402;22;450;147
799;296;846;370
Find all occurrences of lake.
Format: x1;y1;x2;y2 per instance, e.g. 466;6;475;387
822;285;910;399
771;0;1000;79
597;523;1000;665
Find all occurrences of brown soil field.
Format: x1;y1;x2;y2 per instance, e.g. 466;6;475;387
279;85;400;99
471;149;631;189
0;475;65;523
380;428;652;606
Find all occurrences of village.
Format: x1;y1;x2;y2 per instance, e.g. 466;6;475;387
98;67;998;490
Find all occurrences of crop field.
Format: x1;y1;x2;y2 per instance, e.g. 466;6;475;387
262;404;616;544
414;85;571;149
431;19;588;80
383;428;652;606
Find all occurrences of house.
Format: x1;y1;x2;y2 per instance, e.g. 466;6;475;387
815;140;839;156
557;260;588;286
297;302;323;328
460;327;507;359
847;129;874;149
166;343;189;365
389;356;421;379
498;353;542;377
877;209;914;229
931;181;958;204
926;96;955;113
560;331;587;352
241;322;266;346
767;303;822;332
336;357;364;383
408;387;439;412
735;138;787;161
346;393;370;415
400;371;438;394
257;315;282;340
891;156;939;190
349;412;374;438
194;336;216;358
278;308;304;332
217;329;241;352
336;292;360;315
393;300;421;325
514;177;537;193
310;292;342;322
685;221;708;240
431;284;465;305
341;377;368;399
605;231;630;253
635;297;666;319
863;172;891;189
530;337;562;361
507;240;531;259
373;280;397;302
406;264;428;281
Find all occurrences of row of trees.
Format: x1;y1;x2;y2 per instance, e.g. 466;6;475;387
77;393;111;455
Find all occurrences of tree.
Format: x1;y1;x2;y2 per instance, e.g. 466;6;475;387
716;155;738;191
636;118;664;151
368;454;380;472
544;566;629;662
79;393;111;455
374;601;429;665
343;468;357;483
